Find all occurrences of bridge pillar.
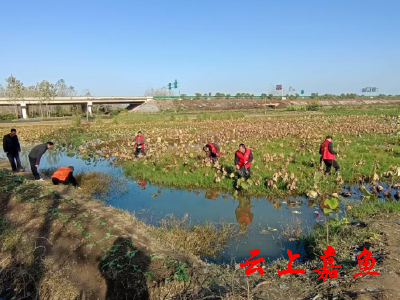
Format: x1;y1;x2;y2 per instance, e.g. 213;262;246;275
87;101;93;116
21;103;28;119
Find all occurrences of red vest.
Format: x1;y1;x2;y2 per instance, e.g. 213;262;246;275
52;167;73;181
135;135;145;149
207;143;220;156
322;140;335;160
236;207;253;224
236;148;252;168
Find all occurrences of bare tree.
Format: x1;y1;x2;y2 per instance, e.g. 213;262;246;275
38;80;56;117
5;75;24;118
81;89;91;97
0;84;5;97
54;79;69;96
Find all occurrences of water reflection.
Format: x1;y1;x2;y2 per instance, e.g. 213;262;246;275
138;180;147;190
205;190;219;200
235;195;253;234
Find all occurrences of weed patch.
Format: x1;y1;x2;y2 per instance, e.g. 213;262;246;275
149;214;236;257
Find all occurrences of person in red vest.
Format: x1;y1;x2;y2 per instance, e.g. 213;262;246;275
51;166;79;188
235;143;253;179
134;131;146;158
203;142;220;163
320;135;340;175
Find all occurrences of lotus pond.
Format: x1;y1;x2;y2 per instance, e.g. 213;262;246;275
4;147;397;264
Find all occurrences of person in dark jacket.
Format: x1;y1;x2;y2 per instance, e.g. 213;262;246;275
28;142;54;180
320;135;340;175
203;142;220;163
134;131;146;158
51;166;79;188
3;128;24;172
235;144;253;179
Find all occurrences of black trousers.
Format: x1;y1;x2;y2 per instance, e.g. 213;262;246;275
134;147;146;157
52;172;78;187
238;167;251;179
323;159;340;174
7;152;22;171
29;156;40;180
207;153;219;163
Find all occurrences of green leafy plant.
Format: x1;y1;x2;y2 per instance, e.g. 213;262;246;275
322;198;339;215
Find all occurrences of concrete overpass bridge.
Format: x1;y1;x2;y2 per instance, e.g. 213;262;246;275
0;96;151;118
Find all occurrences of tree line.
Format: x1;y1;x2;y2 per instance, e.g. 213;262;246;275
177;92;400;100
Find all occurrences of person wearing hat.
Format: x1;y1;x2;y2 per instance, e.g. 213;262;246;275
134;131;146;158
51;166;79;188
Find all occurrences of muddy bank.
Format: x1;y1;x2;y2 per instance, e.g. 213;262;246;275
0;159;203;300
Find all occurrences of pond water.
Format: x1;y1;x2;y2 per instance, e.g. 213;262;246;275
1;148;362;264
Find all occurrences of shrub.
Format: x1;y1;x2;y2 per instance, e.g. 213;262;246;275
110;110;121;117
71;115;82;127
169;113;176;121
287;105;306;111
0;114;16;121
306;100;322;111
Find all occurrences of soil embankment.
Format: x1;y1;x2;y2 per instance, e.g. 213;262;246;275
133;98;400;112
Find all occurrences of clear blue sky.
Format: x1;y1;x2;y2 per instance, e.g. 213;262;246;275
1;0;399;96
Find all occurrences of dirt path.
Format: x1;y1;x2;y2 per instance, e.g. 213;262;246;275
342;214;400;300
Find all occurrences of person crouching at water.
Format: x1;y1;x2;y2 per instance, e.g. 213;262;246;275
51;166;80;188
320;135;340;175
203;142;220;163
235;143;253;179
134;131;145;158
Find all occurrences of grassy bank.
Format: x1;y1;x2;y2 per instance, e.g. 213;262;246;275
302;198;400;262
123;132;400;197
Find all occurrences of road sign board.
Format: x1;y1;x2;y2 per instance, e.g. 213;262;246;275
301;90;304;95
276;84;282;91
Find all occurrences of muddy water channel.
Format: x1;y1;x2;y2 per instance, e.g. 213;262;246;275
2;148;366;263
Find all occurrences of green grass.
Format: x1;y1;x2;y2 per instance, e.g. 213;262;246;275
123;132;400;197
348;199;400;219
323;105;400;116
302;216;373;261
